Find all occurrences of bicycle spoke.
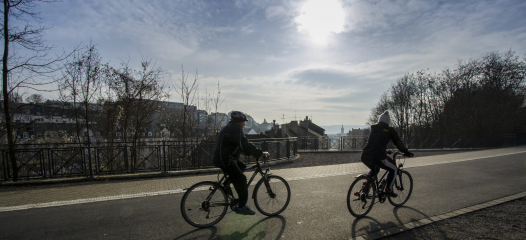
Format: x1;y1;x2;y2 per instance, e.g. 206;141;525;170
388;171;413;207
347;176;375;217
181;182;228;227
254;175;291;216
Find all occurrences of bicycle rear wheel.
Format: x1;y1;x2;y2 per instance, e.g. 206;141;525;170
254;175;291;216
180;181;228;228
388;170;413;207
347;175;376;218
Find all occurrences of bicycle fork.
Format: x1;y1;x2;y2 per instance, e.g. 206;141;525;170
262;175;277;198
395;170;404;191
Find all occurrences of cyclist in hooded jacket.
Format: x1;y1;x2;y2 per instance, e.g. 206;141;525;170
212;111;269;215
361;111;414;197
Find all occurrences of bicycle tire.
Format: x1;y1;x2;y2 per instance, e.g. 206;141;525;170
347;175;376;218
180;181;228;228
253;175;291;216
388;170;413;207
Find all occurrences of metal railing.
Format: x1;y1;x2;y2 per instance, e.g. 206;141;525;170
0;137;298;182
297;133;526;151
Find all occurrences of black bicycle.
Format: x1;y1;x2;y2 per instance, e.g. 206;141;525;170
180;157;291;227
347;150;413;217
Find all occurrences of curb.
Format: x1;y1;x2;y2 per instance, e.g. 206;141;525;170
350;191;526;240
0;155;300;187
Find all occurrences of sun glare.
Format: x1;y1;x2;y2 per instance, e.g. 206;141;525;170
295;0;345;45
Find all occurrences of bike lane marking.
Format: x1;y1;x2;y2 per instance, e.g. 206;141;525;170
1;150;525;213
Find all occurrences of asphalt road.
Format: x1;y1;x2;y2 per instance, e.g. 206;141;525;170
1;152;525;240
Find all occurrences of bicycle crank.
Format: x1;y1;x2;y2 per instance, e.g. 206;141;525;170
378;193;386;203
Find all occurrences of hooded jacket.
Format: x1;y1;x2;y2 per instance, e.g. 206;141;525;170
212;121;263;168
361;122;409;162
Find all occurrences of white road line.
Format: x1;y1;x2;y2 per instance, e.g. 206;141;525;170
0;189;185;212
1;150;525;212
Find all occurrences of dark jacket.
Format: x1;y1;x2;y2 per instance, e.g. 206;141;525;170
212;121;263;168
361;122;409;162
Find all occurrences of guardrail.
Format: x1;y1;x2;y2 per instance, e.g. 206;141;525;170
0;138;298;182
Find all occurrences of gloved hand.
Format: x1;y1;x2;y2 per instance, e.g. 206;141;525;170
404;151;414;157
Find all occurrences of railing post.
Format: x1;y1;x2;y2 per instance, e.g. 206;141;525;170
2;151;6;181
294;139;298;155
87;143;93;178
276;142;281;159
163;140;167;173
195;143;200;169
286;139;290;159
48;148;52;178
40;149;46;179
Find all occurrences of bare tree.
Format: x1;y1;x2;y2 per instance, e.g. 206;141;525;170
366;92;389;126
107;57;168;172
173;66;199;142
2;0;74;181
58;43;102;144
200;81;226;138
368;50;526;142
439;50;526;136
387;73;416;141
24;93;43;103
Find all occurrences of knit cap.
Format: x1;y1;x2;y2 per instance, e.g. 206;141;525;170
378;111;390;124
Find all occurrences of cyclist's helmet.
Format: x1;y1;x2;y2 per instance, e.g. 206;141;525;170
230;111;248;123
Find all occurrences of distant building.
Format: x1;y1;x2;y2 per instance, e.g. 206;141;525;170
278;116;325;138
243;127;258;135
347;128;370;140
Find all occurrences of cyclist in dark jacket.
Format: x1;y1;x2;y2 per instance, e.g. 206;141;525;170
212;111;269;215
361;111;413;197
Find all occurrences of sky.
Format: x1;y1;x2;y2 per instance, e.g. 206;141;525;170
27;0;526;127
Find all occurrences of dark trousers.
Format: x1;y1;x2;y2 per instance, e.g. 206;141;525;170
221;161;248;207
362;157;397;191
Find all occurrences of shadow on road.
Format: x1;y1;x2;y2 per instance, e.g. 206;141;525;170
348;205;436;238
389;206;449;240
173;226;219;240
392;205;430;225
350;216;396;238
173;215;287;240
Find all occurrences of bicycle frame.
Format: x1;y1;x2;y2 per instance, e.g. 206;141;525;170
202;157;272;206
368;151;405;197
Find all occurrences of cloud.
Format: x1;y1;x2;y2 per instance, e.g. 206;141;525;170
264;55;286;62
241;24;255;35
32;0;526;126
290;69;356;88
265;6;287;20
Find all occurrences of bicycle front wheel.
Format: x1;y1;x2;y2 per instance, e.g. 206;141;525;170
388;170;413;207
180;181;228;228
254;175;291;216
347;175;376;218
